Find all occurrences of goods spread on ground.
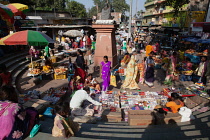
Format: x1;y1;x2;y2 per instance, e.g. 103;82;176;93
42;87;68;104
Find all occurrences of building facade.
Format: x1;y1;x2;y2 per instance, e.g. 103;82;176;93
143;0;209;28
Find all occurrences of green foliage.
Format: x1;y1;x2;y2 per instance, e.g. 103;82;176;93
35;0;66;11
111;0;129;12
88;6;97;18
92;0;129;13
165;0;189;16
134;10;144;19
93;0;106;13
66;0;87;18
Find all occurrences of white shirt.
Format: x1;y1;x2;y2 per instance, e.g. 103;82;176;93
90;35;94;41
70;90;102;109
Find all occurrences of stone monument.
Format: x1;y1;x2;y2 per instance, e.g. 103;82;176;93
92;2;118;67
101;3;111;20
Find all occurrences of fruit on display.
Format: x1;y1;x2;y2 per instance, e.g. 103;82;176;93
185;49;195;54
28;62;40;68
182;70;193;75
54;67;67;74
154;58;162;64
30;69;41;75
43;65;52;73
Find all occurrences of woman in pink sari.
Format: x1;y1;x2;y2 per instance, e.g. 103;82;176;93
0;86;28;140
100;56;111;91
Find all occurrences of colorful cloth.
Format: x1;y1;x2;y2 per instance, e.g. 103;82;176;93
122;56;140;89
121;55;130;66
44;46;50;57
145;45;153;56
91;42;96;50
0;101;20;140
165;56;177;82
100;61;111;91
137;63;145;84
166;100;184;113
122;41;127;52
145;57;155;87
74;68;86;83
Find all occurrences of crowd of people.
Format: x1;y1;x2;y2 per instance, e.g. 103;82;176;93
1;29;210;139
59;35;96;52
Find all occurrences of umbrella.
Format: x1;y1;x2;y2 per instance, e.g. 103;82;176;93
0;3;14;23
0;30;54;46
63;30;83;37
7;3;29;18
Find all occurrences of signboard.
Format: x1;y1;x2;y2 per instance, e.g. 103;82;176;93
53;19;73;25
19;20;36;27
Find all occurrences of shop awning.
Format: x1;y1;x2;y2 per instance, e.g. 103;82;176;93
192;22;210;27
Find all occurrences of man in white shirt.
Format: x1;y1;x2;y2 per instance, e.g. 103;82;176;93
70;87;102;116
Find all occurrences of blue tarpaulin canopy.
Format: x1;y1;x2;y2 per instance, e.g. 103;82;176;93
183;37;210;44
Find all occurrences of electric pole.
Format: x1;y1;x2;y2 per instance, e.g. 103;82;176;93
128;0;133;39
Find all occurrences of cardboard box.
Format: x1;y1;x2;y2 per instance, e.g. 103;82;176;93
128;110;152;115
153;111;181;125
102;109;122;122
128;115;154;126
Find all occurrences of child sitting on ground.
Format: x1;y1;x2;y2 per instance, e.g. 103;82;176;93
84;74;101;92
52;102;79;138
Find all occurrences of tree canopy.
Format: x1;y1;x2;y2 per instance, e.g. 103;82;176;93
66;1;87;18
88;6;97;18
111;0;129;13
165;0;189;16
89;0;129;18
92;0;129;13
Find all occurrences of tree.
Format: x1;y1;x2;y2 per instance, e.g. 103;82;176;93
88;6;97;18
34;0;66;11
93;0;107;13
135;10;144;19
165;0;189;16
111;0;129;13
66;1;87;18
92;0;129;13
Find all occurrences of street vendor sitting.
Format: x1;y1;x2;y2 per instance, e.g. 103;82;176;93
84;74;101;91
182;57;193;71
69;76;84;93
180;57;193;81
166;93;184;113
29;46;39;58
70;87;102;117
